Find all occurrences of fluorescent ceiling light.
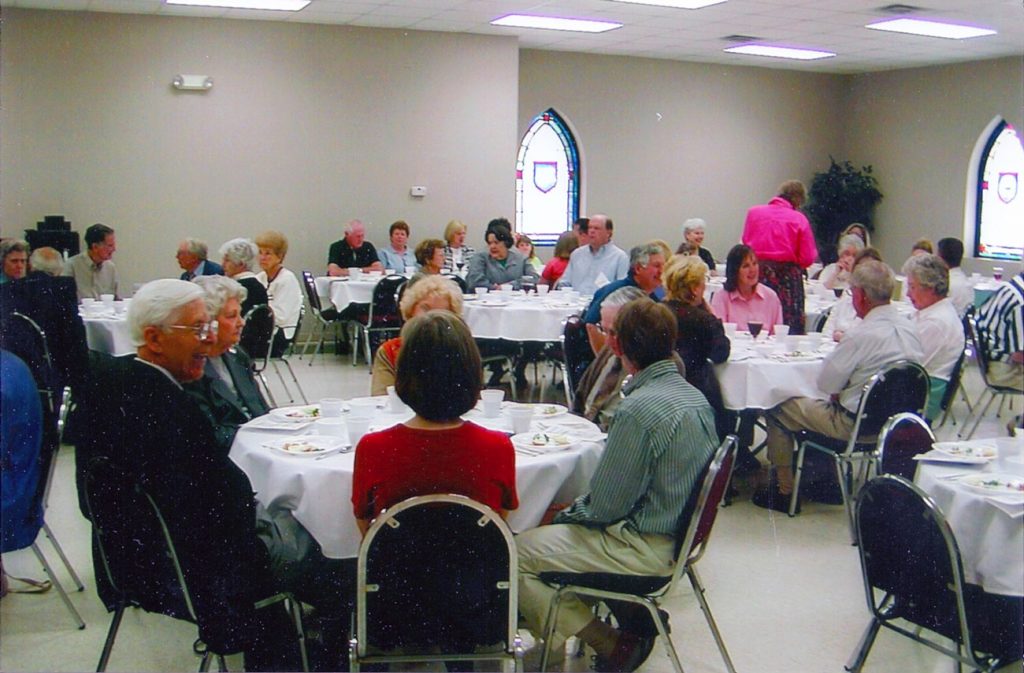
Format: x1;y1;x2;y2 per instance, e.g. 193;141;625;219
724;45;835;61
608;0;727;8
166;0;310;10
491;14;622;33
865;18;996;40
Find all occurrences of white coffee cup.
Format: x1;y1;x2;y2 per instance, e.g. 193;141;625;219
320;397;345;418
537;285;550;295
386;386;405;413
475;287;489;296
346;416;371;445
348;398;377;418
481;389;505;418
785;335;802;353
315;417;347;439
774;324;790;339
385;268;396;276
348;267;361;280
508;406;534;434
81;297;96;308
723;322;737;337
100;293;115;308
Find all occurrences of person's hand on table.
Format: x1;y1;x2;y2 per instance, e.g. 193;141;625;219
832;330;844;343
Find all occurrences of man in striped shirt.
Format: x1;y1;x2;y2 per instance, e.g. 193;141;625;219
976;267;1024;392
517;298;718;672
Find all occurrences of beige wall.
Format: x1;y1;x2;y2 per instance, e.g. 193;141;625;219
0;9;519;286
518;49;848;260
844;56;1024;273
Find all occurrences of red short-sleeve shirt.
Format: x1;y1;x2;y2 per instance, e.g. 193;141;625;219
351;422;518;520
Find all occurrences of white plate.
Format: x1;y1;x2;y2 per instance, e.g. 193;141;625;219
913;451;989;465
511;431;577;454
242;415;316;431
931;441;998;462
476;300;508;307
270;405;321;422
958;473;1024;497
262;436;348;457
525;403;568;418
462;294;478;300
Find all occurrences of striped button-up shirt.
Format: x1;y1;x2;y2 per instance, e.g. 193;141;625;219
555;359;718;536
978;272;1024;361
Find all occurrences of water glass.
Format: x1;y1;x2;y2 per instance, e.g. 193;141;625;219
320;397;345;418
315;417;347;440
346;416;371;445
508;406;534;434
348;267;361;280
386;386;405;413
481;389;505;418
774;324;790;339
993;267;1004;282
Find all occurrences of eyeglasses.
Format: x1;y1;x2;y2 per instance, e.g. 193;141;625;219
167;321;218;341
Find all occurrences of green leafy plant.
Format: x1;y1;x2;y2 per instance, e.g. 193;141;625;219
806;158;883;264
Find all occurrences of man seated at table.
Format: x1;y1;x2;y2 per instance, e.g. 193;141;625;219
936;237;972;317
754;261;924;512
176;238;223;281
63;223;119;300
185;276;270;453
73;279;305;670
583;242;666;354
27;247;64;277
326;219;383;276
976;264;1024;393
518;298;718;672
558;214;629;295
904;254;965;421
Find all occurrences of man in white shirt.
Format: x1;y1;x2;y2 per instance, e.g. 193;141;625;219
905;254;965;421
937;237;972;317
63;223;120;300
754;261;924;512
558;214;629;295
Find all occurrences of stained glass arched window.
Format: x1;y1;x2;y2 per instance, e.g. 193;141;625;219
515;109;580;245
974;120;1024;260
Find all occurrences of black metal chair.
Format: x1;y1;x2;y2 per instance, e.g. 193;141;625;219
537;436;738;673
442;273;469;294
269;307;309;404
788;360;930;545
240;303;279;406
561;313;594;407
354;275;406;366
875;412;934;481
84;457;309;672
299;270;343;365
935;306;975;429
847;475;1008;673
961;310;1022;439
349;494;523;672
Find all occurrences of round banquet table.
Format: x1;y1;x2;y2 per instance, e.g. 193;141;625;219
462;292;589;342
714;334;832;410
913;437;1024;597
81;313;134;355
229;399;605;559
315;275;387;313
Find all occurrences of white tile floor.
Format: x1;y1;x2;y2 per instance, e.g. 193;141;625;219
0;347;1019;673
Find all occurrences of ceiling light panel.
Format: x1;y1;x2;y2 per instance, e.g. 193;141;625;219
166;0;309;10
607;0;727;9
490;14;622;33
724;44;836;60
865;18;997;39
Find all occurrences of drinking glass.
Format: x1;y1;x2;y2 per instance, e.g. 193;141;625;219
993;267;1004;282
520;275;536;294
748;321;763;340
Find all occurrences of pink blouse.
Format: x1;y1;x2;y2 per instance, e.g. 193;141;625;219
710;283;784;334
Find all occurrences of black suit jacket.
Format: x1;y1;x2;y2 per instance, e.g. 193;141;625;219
184;350;270;453
180;260;224;280
75;353;273;653
237;276;269;317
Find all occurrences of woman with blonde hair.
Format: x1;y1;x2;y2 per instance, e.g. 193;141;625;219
254;230;301;357
370;275;464;395
442;219;475;271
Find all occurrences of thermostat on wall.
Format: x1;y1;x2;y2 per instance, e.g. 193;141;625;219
410;186;427;197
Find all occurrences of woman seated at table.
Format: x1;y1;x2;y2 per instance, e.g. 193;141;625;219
186;275;270;453
541;232;578;286
820;234;864;291
710;244;783;335
378;220;416;272
442;219;475;272
371;275;463;395
412;238;446;278
822;247;884;341
353;310;518;533
662;254;731;439
515;234;544;274
676;217;716;274
255;230;302;358
219;237;269;316
465;223;538;291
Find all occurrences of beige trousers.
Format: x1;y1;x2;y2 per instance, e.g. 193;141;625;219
517;521;675;649
988;361;1024;392
765;397;857;487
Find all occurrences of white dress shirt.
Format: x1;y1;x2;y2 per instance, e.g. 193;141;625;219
821;290;859;338
817;303;924;414
947;267;973;317
256;267;302;339
559;243;629;295
914;297;964;382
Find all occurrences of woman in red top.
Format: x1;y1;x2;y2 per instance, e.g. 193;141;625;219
541;231;579;286
353;310;518;532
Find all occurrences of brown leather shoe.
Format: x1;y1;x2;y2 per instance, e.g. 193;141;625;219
592;631;655;673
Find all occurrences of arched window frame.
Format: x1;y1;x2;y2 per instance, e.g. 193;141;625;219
966;117;1024;260
515;109;581;246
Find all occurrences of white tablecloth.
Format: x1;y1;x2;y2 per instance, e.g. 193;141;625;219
315;275;384;312
914;437;1024;597
714;335;832;410
462;294;587;342
229;401;604;559
82;314;134;355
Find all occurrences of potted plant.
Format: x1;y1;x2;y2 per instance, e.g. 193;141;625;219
806;158;883;264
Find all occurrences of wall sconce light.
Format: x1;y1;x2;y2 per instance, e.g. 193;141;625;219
172;74;213;91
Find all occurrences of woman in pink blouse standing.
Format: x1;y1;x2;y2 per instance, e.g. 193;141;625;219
711;244;784;335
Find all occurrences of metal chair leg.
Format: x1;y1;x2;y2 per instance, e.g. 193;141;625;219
96;604;125;671
41;522;85;591
844;617;881;672
963;391;996;439
539;587;566;673
277;358;308;404
789;443;806;517
30;543;85;629
687;567;736;673
257;371;278;407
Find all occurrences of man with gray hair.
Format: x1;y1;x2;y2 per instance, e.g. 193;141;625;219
559;214;629;295
74;278;302;669
27;247;64;277
583;241;666;354
905;254;965;421
63;223;119;300
327;219;383;276
754;260;924;512
176;237;223;281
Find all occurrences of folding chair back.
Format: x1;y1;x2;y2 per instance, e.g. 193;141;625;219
442;273;469;294
240;303;275;364
352;494;520;671
1;312;58;414
361;275;407;362
847;475;998;672
852;360;930;444
875;413;934;480
300;270;326;316
561;313;593;397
